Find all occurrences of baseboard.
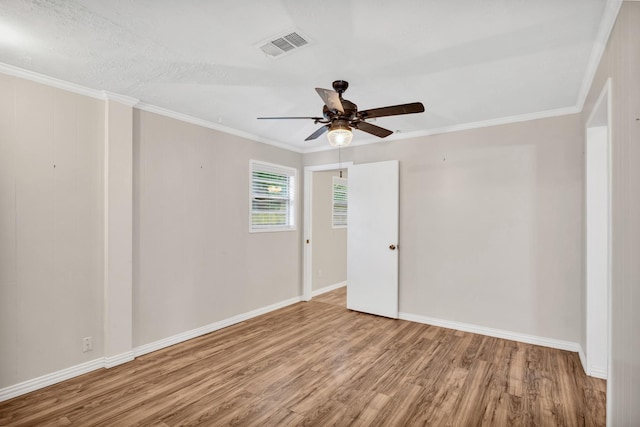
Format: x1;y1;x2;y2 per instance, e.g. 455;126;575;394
588;365;608;380
0;358;105;402
104;351;135;369
311;281;347;298
398;312;582;353
134;296;303;357
577;346;608;380
0;295;303;402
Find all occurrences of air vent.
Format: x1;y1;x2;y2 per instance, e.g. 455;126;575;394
257;29;311;59
271;37;295;52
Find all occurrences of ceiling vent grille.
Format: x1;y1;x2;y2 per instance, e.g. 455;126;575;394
257;30;311;59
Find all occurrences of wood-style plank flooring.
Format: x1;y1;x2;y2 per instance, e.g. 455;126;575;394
312;286;346;307
0;287;606;426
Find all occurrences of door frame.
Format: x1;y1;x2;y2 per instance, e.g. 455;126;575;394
584;78;612;387
303;162;353;301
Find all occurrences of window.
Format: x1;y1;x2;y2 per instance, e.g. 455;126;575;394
332;176;348;228
250;160;296;232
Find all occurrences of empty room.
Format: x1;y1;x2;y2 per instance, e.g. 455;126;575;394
0;1;638;426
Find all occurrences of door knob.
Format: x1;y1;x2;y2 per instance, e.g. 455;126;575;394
389;244;396;250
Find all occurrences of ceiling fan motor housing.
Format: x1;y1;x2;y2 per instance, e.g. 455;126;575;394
323;99;357;120
332;80;349;94
331;119;351;130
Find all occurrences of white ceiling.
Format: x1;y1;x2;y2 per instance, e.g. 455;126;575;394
0;0;617;152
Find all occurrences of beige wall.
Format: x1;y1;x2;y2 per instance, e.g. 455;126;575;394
132;110;303;347
0;75;105;387
304;114;584;343
582;2;640;424
311;169;347;291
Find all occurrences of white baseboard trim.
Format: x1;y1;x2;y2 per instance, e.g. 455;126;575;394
311;281;347;298
104;351;135;369
398;312;582;353
134;296;303;358
0;295;303;402
589;366;608;380
577;345;608;380
0;358;105;402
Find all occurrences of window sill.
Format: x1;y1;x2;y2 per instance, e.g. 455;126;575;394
249;227;297;233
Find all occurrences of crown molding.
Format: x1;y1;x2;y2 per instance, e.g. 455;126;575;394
301;105;581;154
576;0;622;110
0;62;302;153
0;63;140;107
0;62;105;100
402;105;581;139
1;42;609;158
135;102;303;153
102;90;139;107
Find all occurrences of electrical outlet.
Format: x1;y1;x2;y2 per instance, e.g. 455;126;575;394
82;337;93;353
318;268;323;278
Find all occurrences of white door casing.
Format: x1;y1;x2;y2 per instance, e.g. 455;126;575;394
585;78;611;381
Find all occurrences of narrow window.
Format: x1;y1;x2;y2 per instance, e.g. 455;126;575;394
250;160;296;232
332;176;348;228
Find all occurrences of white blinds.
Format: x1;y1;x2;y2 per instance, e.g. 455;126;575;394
250;160;296;231
332;176;348;228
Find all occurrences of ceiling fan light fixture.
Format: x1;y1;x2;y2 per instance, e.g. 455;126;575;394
327;121;353;147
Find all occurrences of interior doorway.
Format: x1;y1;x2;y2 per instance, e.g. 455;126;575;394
585;78;611;381
303;162;353;301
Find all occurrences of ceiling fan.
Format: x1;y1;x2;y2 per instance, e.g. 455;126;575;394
258;80;425;146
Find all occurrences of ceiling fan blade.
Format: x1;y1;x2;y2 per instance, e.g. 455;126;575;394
353;121;394;138
305;125;330;141
358;102;425;119
257;116;323;120
315;88;344;114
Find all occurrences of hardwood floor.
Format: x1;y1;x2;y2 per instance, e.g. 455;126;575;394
312;286;346;307
0;288;606;426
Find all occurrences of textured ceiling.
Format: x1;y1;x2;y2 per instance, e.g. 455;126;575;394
0;0;615;152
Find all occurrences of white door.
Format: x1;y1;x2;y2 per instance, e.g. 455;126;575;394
347;160;399;318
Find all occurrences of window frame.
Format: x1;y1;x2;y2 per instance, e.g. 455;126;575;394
249;160;297;233
332;175;348;229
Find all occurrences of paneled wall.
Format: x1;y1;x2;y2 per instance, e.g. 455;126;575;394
0;74;304;391
581;2;640;424
0;75;105;387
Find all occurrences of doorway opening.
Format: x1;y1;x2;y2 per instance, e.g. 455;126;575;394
303;162;353;302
